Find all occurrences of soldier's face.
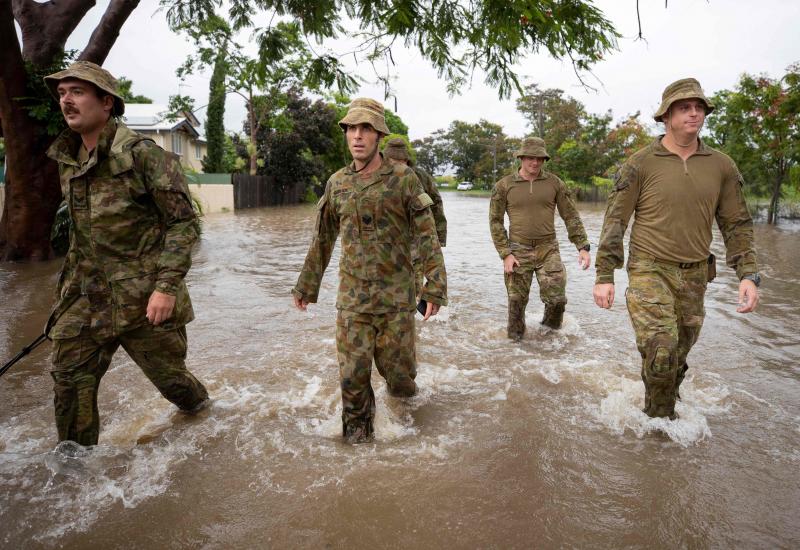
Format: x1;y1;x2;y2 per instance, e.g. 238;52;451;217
665;98;707;135
346;124;381;161
57;79;113;135
387;157;408;167
520;156;545;176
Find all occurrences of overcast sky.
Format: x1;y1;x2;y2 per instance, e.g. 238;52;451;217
63;0;800;140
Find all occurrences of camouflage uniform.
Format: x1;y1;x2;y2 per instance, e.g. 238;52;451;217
43;62;208;445
293;99;447;442
596;78;758;419
489;137;589;338
383;137;447;298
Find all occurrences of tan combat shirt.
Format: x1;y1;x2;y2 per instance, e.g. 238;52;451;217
489;169;589;259
595;137;758;283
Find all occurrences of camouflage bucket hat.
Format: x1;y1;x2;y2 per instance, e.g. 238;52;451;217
653;77;714;122
383;137;410;161
515;136;550;160
338;98;391;135
44;61;125;116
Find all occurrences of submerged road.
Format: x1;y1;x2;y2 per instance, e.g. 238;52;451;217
1;194;798;548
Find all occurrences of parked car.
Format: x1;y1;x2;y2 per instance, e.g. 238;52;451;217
456;181;474;191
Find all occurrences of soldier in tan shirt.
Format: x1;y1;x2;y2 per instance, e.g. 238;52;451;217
490;137;591;338
593;78;760;420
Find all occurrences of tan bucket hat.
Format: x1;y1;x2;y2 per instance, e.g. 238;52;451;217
44;61;125;116
653;78;714;122
383;137;410;161
338;97;391;135
515;136;550;160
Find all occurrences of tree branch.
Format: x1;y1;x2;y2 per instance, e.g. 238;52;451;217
13;0;95;65
79;0;141;64
0;0;29;127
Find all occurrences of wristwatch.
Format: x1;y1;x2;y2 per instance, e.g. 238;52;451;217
742;273;761;287
580;244;591;252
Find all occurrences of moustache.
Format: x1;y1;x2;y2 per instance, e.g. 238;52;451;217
63;106;79;115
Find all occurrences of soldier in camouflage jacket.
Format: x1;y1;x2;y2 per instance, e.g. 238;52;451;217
293;98;447;443
43;61;208;446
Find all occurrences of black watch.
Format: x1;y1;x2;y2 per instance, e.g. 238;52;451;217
742;273;761;287
580;244;591;252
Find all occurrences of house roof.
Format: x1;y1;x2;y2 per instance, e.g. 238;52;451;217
123;103;205;141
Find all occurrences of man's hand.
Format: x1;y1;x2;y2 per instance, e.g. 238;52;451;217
147;291;176;325
423;301;440;321
593;283;615;309
578;250;591;270
736;279;759;313
504;254;520;274
293;294;309;311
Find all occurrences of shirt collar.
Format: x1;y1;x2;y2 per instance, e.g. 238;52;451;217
653;135;713;156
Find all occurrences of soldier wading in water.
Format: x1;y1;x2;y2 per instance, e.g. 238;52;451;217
293;98;447;444
383;137;447;300
593;78;760;420
43;62;209;446
489;137;591;340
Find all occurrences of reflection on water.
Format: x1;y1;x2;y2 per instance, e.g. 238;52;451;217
1;195;798;548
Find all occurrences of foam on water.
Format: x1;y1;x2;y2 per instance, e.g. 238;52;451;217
594;374;734;447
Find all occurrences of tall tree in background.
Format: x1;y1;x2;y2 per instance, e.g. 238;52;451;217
550;111;651;186
235;87;339;199
426;120;512;184
411;135;447;176
201;49;228;173
516;83;587;154
176;15;357;175
707;64;800;224
1;0;620;260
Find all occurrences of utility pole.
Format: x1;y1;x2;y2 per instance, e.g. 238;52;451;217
538;94;544;138
492;134;497;183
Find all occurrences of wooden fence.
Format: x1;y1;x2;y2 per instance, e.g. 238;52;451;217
232;174;305;209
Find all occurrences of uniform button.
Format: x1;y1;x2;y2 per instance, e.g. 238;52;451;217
362;215;372;225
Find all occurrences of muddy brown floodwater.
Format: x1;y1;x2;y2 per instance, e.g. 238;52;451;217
1;194;798;548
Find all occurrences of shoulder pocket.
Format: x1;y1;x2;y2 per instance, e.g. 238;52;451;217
613;164;636;191
109;151;134;176
412;192;434;210
314;194;329;235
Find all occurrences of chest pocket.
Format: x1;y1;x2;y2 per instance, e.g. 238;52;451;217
71;177;89;211
358;193;378;238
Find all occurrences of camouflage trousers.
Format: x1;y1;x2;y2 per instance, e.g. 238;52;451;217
625;252;708;419
504;240;567;339
336;309;417;442
50;324;208;446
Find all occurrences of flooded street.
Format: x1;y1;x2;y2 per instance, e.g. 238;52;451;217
1;194;798;548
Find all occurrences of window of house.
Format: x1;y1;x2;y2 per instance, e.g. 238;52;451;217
171;133;183;155
195;143;202;159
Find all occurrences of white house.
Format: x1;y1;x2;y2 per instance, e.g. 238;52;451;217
123;104;207;172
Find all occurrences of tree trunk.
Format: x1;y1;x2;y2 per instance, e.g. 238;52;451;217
767;170;784;225
0;0;61;260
